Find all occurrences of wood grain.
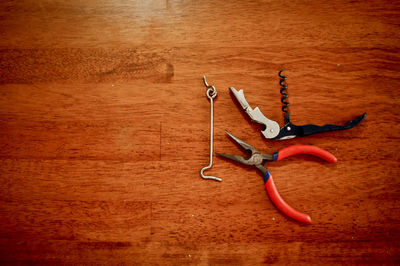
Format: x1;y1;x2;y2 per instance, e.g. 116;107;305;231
0;0;399;264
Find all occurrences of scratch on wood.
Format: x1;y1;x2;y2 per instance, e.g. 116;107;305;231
77;241;132;249
160;121;162;161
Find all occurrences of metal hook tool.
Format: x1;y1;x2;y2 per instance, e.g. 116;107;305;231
200;76;222;182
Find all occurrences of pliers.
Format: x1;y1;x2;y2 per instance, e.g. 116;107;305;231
217;131;337;223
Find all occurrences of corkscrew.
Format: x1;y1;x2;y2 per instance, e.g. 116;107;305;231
229;69;367;140
279;69;290;125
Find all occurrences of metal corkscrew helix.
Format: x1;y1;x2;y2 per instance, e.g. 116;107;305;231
278;69;291;124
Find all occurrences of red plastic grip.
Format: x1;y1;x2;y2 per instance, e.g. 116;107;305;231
265;175;312;224
277;145;337;163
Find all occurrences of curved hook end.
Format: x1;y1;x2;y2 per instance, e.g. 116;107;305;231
200;166;222;182
203;75;209;87
202;176;222;182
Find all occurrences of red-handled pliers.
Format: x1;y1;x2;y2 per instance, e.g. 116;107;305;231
217;131;337;224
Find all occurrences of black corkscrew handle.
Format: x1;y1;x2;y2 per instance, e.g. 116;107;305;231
275;69;366;140
274;113;367;139
300;113;367;136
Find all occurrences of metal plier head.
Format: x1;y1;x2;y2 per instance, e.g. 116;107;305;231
216;131;273;175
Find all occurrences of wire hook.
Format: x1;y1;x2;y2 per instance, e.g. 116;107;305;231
200;76;222;182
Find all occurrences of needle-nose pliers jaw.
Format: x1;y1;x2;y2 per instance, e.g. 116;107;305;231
216;131;273;176
217;131;337;224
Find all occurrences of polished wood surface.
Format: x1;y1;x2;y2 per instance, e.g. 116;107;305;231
1;0;399;264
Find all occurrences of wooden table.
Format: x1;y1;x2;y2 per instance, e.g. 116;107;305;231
1;0;399;264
